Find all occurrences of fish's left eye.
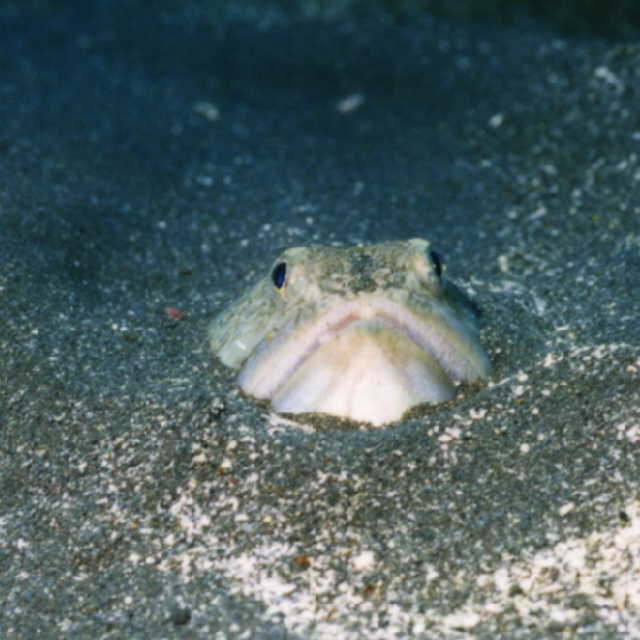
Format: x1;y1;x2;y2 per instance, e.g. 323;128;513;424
271;262;287;289
429;250;443;277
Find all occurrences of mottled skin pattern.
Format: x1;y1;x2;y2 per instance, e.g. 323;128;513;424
209;239;490;426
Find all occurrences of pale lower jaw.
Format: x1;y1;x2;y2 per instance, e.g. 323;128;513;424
237;296;488;402
249;320;456;426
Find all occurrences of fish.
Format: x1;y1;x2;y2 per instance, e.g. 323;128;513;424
209;238;490;426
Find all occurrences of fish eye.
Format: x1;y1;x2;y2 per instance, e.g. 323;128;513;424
429;250;443;277
271;262;287;289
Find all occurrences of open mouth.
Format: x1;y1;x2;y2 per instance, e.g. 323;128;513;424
236;296;489;425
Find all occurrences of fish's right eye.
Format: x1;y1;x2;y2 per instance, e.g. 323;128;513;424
271;262;287;289
429;250;443;277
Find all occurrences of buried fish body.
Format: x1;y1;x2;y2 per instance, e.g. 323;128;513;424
209;238;490;426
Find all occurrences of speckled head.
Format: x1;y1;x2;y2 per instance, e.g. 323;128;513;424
209;238;490;426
